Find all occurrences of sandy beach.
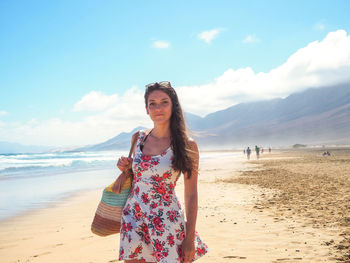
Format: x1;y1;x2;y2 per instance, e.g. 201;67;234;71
1;150;349;262
225;148;350;262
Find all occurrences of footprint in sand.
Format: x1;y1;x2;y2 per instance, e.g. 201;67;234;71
22;237;34;240
273;259;302;263
33;251;51;257
54;243;64;247
273;260;288;262
223;256;247;259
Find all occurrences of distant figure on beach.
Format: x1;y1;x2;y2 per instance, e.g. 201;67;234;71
116;81;208;262
323;151;331;156
243;149;246;155
261;148;264;154
269;147;271;153
255;145;260;159
246;147;251;160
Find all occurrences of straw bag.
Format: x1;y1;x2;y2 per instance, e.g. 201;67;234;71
91;133;139;236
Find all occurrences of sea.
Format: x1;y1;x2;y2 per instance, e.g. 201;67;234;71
0;150;236;221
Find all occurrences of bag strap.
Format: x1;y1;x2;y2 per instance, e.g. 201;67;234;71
111;131;140;194
128;131;140;158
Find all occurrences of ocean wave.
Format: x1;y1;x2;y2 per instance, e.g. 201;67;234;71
0;151;126;179
0;159;114;174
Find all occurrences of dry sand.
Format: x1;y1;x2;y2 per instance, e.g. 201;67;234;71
1;150;348;262
224;149;350;262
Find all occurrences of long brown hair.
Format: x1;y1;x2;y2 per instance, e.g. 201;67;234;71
144;82;193;177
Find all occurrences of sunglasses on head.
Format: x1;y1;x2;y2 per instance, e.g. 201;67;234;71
145;81;171;88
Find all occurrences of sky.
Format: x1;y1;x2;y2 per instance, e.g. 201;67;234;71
1;0;350;148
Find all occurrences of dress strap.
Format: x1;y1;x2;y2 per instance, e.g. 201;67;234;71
140;129;153;152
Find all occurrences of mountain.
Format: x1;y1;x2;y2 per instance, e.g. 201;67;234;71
71;126;147;152
184;112;203;130
0;141;53;154
189;84;350;147
69;84;350;151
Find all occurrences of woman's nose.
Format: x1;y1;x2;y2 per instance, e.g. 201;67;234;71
154;104;162;110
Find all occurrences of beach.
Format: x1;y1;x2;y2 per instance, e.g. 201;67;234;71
1;149;349;262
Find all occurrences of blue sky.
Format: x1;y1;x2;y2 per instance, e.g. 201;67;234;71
1;0;350;147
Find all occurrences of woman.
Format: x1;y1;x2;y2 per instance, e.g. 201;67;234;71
117;81;208;263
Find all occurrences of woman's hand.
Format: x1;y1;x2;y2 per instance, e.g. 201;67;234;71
112;156;133;193
116;156;133;172
182;235;195;263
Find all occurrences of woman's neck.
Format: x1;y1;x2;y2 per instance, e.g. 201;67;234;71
151;123;171;139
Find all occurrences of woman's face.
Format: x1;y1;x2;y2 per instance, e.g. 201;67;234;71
146;90;172;124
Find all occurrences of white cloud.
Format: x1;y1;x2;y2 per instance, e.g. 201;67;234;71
177;30;350;116
73;91;119;112
198;29;221;44
0;110;8;116
27;118;39;125
242;34;260;43
1;30;349;147
152;41;170;49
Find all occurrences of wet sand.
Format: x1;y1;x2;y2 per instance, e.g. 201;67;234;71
0;150;348;262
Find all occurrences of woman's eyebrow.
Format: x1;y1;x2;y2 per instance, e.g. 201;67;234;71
149;97;170;101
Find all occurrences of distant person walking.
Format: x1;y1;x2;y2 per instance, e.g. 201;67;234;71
323;151;331;156
246;147;251;160
269;147;271;153
255;145;260;159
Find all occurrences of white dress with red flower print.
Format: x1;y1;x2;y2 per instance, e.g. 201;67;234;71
119;130;208;263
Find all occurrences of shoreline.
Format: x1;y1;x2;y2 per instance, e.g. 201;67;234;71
0;167;118;222
0;151;239;223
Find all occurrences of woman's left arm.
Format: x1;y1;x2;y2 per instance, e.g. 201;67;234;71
182;139;199;263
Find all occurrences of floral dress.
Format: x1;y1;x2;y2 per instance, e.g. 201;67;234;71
119;130;208;263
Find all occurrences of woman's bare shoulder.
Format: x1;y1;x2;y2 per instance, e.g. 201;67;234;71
131;130;143;142
131;128;152;141
131;131;139;140
187;137;199;153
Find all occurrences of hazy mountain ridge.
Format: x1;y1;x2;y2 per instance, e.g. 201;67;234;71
197;84;350;131
71;126;146;152
1;84;349;153
190;84;350;147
